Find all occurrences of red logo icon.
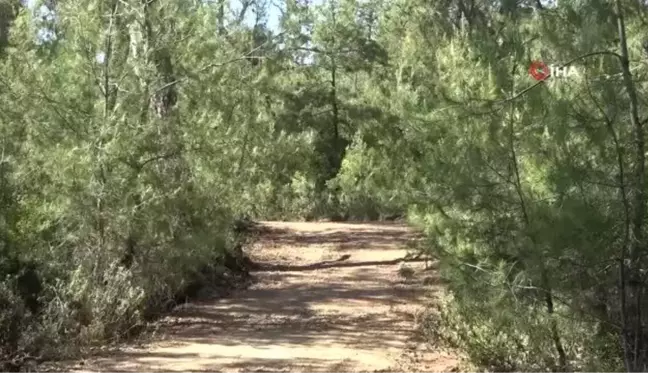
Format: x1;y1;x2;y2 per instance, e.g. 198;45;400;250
529;60;550;81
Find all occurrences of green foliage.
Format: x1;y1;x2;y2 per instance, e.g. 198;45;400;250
1;0;648;370
395;0;648;370
422;293;624;372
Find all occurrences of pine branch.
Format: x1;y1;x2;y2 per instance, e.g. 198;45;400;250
152;31;286;96
429;50;626;120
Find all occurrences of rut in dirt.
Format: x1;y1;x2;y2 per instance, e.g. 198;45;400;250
54;221;458;373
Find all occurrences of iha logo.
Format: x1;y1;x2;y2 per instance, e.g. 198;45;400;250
528;60;578;81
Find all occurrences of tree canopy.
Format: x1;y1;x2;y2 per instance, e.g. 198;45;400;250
1;0;647;371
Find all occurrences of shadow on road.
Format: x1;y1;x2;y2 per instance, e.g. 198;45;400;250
258;223;422;252
256;257;433;271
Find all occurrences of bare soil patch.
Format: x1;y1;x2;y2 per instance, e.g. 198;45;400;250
45;221;458;372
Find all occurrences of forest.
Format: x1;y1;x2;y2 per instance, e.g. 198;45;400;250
1;0;647;371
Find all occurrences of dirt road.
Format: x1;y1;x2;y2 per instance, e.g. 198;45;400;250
58;221;458;372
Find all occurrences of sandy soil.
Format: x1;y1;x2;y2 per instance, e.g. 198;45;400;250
51;221;458;372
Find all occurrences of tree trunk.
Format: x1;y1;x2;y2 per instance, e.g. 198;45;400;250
615;0;647;370
0;0;20;55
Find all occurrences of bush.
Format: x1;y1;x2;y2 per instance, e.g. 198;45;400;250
419;271;625;371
